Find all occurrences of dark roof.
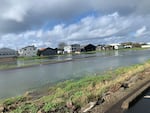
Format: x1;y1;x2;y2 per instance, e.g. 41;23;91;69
22;45;36;49
38;47;56;51
85;44;96;47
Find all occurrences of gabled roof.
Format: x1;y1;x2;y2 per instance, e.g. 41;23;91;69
38;47;56;51
39;48;46;51
84;44;96;47
0;48;16;52
21;45;36;50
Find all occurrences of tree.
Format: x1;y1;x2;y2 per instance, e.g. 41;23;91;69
37;49;42;56
132;43;141;48
58;42;67;49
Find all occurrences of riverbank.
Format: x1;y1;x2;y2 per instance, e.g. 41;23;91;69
0;55;98;71
0;60;150;113
0;48;149;71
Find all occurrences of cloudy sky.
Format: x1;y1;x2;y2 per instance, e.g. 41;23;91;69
0;0;150;49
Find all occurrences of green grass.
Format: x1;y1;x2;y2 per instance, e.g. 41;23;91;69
17;56;47;60
1;59;150;112
38;63;146;109
0;64;17;70
42;102;61;112
11;103;38;113
1;96;26;106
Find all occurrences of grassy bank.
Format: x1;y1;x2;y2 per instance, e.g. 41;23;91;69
1;60;150;113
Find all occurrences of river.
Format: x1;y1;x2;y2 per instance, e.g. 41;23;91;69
125;89;150;113
0;49;150;99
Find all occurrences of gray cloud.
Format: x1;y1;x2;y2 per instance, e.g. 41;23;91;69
1;12;150;49
0;0;150;34
0;0;150;49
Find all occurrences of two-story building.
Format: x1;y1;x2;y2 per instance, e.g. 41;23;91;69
64;44;80;54
64;45;72;54
37;48;57;56
18;46;37;57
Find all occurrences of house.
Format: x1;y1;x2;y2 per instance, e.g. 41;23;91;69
104;45;114;51
141;43;150;48
37;48;57;56
96;45;102;51
84;44;96;52
18;45;37;57
64;44;80;54
96;45;105;51
109;43;124;50
121;42;133;49
0;48;17;63
0;48;17;58
57;49;64;54
123;45;132;48
71;44;80;52
64;45;72;54
132;43;141;48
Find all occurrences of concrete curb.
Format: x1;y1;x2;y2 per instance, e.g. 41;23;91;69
121;81;150;109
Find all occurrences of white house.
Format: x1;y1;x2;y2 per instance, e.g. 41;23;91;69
57;49;64;54
141;44;150;48
64;44;80;54
124;45;132;48
18;46;37;57
109;43;123;50
64;45;72;54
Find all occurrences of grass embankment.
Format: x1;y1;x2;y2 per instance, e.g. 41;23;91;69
0;62;41;70
1;60;150;113
17;56;51;61
0;57;61;70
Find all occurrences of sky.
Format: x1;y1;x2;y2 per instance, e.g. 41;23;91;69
0;0;150;49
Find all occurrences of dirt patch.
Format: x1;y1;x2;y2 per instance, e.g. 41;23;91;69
90;68;150;113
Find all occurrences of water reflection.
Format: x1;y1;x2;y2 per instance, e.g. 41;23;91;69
115;50;119;56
